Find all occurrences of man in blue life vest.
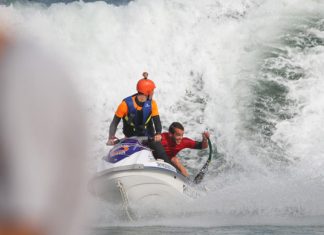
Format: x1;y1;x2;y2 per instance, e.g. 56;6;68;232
106;72;171;164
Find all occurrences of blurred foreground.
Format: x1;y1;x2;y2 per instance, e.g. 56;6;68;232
0;29;88;235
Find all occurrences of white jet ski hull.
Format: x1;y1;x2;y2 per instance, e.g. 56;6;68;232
90;137;191;209
91;166;188;206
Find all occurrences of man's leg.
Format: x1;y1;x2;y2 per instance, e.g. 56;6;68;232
147;140;172;165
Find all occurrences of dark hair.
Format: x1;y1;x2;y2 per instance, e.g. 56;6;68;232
169;122;184;134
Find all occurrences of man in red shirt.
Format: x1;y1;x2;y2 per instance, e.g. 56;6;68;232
161;122;210;177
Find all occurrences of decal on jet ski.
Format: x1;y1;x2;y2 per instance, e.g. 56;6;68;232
110;146;129;156
106;144;146;163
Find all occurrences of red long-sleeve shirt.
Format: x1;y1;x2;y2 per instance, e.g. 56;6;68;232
161;132;200;159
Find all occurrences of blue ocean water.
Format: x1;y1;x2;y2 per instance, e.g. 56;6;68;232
91;225;324;235
0;0;132;6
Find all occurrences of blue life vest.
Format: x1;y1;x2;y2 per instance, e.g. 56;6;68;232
123;95;152;136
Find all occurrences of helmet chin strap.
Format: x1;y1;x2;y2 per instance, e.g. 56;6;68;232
147;94;153;100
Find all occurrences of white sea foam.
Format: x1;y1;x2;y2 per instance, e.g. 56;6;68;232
1;0;324;225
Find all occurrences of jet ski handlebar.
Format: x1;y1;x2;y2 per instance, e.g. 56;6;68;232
108;136;152;146
134;136;151;142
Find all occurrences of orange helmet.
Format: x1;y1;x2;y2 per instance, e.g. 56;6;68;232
136;72;156;96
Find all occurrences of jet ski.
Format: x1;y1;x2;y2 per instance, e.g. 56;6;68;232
90;137;191;218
